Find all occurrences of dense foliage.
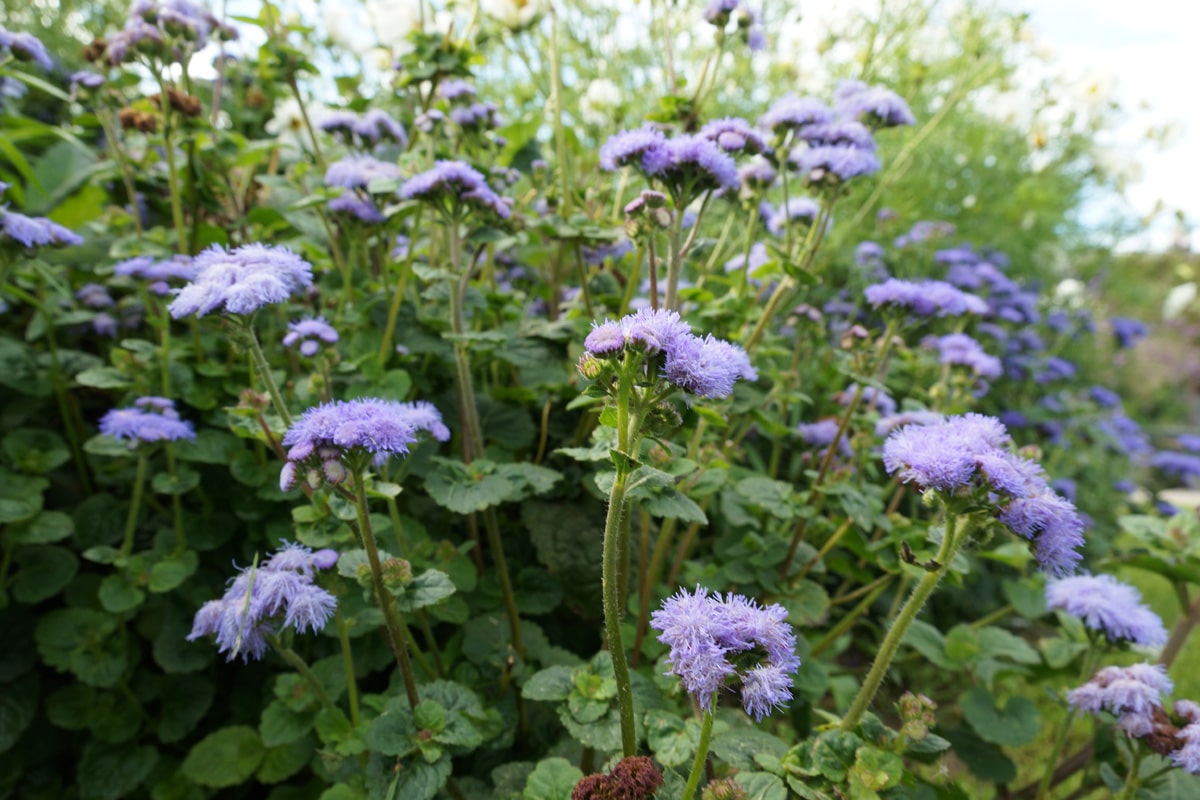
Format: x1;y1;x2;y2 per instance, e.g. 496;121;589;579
2;1;1200;799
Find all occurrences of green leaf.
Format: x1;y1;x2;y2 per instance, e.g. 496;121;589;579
850;747;904;792
811;731;862;783
0;469;48;523
365;706;417;757
7;510;74;545
3;428;70;473
424;458;560;513
181;726;265;788
781;581;830;627
941;726;1016;783
735;772;789;800
36;608;124;687
157;675;214;743
98;572;146;613
151;467;200;495
975;626;1040;665
397;569;457;611
644;709;697;768
75;366;132;389
174;429;242;464
11;545;78;604
710;727;790;771
960;688;1041;746
77;742;157;800
256;735;314;784
522;665;575;702
0;673;37;752
148;551;199;593
1002;577;1047;618
393;755;452;800
900;620;955;669
260;699;318;746
522;757;583;800
736;476;797;520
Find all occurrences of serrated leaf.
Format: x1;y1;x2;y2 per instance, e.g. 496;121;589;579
522;666;575;702
811;731;862;783
735;772;788;800
0;469;48;523
3;428;70;473
260;699;318;746
644;709;697;768
98;572;145;613
11;545;78;604
397;569;456;611
181;726;265;788
256;735;314;784
77;742;157;800
0;673;38;752
7;510;73;545
960;688;1041;746
148;551;198;593
522;757;582;800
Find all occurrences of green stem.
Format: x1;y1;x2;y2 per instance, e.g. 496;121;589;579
334;609;360;727
664;211;685;311
839;512;972;731
446;223;524;658
1117;748;1143;800
241;320;293;428
272;638;336;712
350;467;419;709
156;78;187;254
120;451;149;559
548;6;571;217
681;706;716;800
811;577;893;658
378;209;423;366
602;354;640;757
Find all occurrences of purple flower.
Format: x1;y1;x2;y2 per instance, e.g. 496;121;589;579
353;109;407;145
933;333;1002;380
69;70;105;89
398;160;511;220
663;334;756;399
168;244;312;318
796;419;852;460
76;283;115;309
280;397;448;484
651;135;741;195
703;0;739;25
874;410;943;438
864;278;988;317
724;242;769;277
855;241;886;266
324;155;402;189
99;397;196;445
1046;574;1167;647
650;586;799;720
187;541;338;662
765;198;820;237
1;209;83;248
791;145;881;183
835;383;896;416
282;317;339;357
738;157;777;189
1068;663;1172;718
1173;723;1200;774
439;79;477;101
0;27;53;70
600;126;668;172
327;191;384;222
759;95;833;134
1089;385;1122;408
1150;451;1200;481
835;84;916;128
882;413;1010;491
797;120;876;151
997;489;1085;574
698;117;769;154
449;101;501;131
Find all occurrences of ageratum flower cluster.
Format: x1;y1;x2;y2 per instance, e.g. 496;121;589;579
1045;574;1167;647
319;109;407;147
582;308;756;399
599;127;739;202
398;160;512;220
282;317;339;357
865;278;989;318
187;542;338;662
0;183;83;248
650;586;800;721
167;244;312;318
279;398;450;490
113;254;196;295
98;396;196;446
103;0;237;65
1068;663;1172;737
882;414;1085;573
0;26;52;70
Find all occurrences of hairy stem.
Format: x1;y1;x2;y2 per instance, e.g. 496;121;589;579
681;706;716;800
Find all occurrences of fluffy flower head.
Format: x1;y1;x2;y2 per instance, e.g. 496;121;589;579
168;244;312;318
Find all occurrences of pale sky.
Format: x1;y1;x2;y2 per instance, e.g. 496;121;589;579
1023;0;1200;251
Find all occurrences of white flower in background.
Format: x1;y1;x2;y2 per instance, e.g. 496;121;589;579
265;97;329;151
323;4;368;53
367;0;421;51
1054;278;1086;307
580;78;622;126
482;0;542;30
1163;282;1197;320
